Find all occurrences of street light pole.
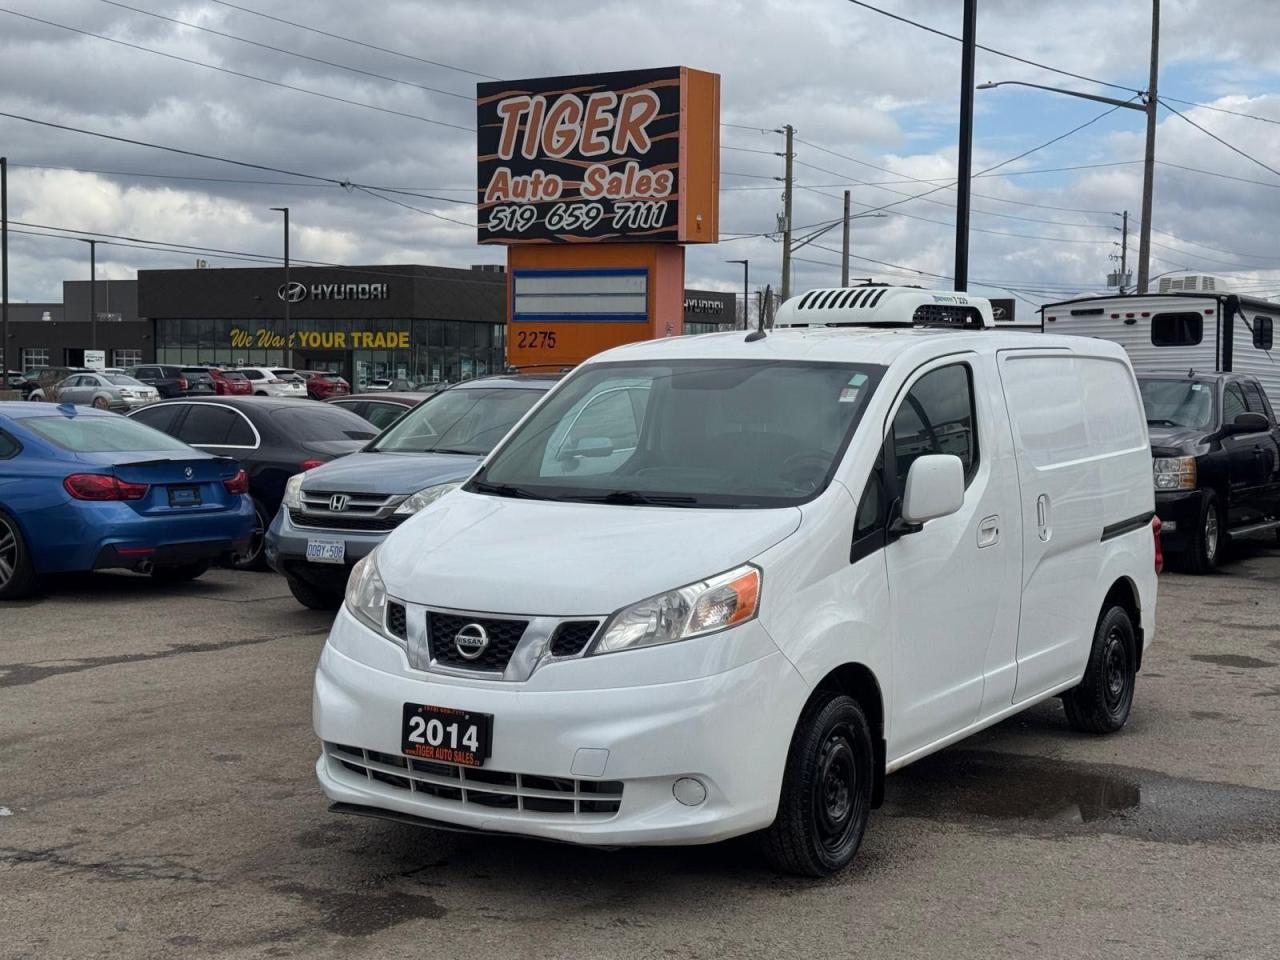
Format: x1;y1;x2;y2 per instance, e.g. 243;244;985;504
954;0;977;292
79;239;97;354
1138;0;1160;293
270;207;290;364
726;259;749;330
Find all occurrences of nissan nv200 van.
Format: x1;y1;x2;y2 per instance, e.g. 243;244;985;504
313;287;1159;876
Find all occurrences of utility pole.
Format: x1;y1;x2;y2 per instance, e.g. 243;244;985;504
86;239;96;352
1;156;8;383
780;124;794;301
271;207;290;364
954;0;978;291
841;190;851;287
1137;0;1160;293
1119;210;1129;294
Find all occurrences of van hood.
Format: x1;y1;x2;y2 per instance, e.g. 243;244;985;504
300;450;481;495
377;490;804;616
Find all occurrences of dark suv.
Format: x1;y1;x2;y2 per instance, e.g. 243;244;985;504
128;364;218;399
1139;372;1280;572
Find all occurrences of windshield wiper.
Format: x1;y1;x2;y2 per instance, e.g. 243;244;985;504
468;479;545;500
563;490;700;507
1146;418;1179;427
428;447;481;456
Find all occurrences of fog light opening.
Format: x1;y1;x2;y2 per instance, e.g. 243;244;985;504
672;777;707;806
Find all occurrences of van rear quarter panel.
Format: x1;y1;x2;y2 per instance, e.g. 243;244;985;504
998;345;1155;700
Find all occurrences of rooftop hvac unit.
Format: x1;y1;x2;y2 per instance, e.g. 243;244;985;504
1157;273;1222;293
775;285;995;329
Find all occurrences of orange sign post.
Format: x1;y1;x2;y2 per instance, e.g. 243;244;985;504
476;66;720;368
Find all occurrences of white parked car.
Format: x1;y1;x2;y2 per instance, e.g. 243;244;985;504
313;287;1159;876
237;367;307;398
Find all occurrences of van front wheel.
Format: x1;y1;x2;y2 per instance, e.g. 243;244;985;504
1063;605;1137;734
761;694;874;877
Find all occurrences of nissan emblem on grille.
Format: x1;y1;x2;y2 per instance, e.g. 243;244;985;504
328;494;349;512
454;623;489;660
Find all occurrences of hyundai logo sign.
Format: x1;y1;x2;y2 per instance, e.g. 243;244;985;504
277;281;308;303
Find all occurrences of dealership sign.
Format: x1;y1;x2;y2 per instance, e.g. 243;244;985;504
230;327;409;350
276;281;390;303
476;66;720;245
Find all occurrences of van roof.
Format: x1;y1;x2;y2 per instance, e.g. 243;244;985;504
594;325;1119;368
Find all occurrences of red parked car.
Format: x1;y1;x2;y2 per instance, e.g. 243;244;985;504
297;370;350;400
183;366;252;396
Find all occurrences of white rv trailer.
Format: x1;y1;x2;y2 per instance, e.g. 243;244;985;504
1041;275;1280;401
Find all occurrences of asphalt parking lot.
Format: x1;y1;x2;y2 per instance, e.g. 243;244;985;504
2;542;1279;960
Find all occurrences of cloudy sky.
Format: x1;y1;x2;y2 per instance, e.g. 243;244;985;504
2;0;1280;314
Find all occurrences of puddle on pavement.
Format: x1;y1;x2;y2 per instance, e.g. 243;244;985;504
1190;654;1278;669
270;882;445;937
882;750;1280;844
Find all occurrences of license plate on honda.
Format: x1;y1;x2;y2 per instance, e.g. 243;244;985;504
402;703;492;767
305;538;345;564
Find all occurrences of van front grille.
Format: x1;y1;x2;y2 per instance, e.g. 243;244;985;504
426;612;528;672
324;743;623;817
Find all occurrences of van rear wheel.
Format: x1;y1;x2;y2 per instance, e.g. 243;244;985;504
761;694;873;877
1063;605;1137;734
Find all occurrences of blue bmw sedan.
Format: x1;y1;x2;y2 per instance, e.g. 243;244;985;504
0;402;256;599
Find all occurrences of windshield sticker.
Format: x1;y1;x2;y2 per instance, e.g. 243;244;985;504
839;373;868;403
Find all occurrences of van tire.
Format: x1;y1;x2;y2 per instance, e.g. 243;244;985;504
1183;491;1221;575
287;576;342;610
1063;605;1137;734
761;694;874;877
0;511;39;601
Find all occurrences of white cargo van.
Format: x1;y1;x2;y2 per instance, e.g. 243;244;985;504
1042;275;1280;401
313;287;1159;876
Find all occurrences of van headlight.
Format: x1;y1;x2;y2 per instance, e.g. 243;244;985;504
346;550;389;635
1153;457;1197;491
282;471;307;510
591;564;761;655
394;481;461;515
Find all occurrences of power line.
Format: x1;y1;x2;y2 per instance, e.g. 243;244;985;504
99;0;472;102
1157;159;1280;190
792;157;1111;227
0;110;474;206
353;186;475;230
722;145;784;156
0;7;474;133
8;219;506;285
206;0;498;80
7;161;474;193
841;0;1140;94
792;136;1117;215
1161;96;1280;127
720;160;1143;190
1158;98;1280;181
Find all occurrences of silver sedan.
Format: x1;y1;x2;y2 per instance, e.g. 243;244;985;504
37;372;161;410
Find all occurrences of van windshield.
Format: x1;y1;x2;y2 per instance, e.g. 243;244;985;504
471;359;885;508
1139;378;1215;430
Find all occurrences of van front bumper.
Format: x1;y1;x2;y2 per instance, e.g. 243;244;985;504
313;612;808;847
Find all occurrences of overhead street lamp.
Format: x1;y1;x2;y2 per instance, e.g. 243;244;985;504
725;259;749;330
976;4;1160;292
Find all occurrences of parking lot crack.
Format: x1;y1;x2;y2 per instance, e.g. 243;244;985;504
0;845;210;883
0;632;320;689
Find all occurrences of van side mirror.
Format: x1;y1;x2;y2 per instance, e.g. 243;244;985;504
1228;412;1269;435
900;454;965;526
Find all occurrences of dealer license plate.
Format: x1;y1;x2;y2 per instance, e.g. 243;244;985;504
305;538;345;564
401;703;492;768
168;486;201;507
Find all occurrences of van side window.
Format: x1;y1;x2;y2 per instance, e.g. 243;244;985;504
1254;316;1274;351
1223;383;1248;423
890;364;977;489
1151;312;1203;346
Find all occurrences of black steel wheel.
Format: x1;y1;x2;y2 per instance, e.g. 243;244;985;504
1064;604;1137;734
762;694;874;877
